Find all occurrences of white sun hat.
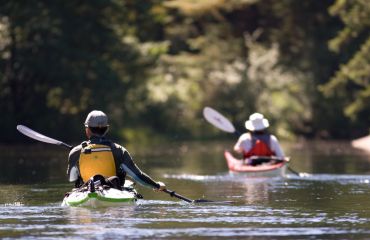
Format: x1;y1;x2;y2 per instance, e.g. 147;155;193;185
245;112;269;131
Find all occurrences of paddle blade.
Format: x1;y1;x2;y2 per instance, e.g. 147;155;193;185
203;107;235;133
17;125;63;146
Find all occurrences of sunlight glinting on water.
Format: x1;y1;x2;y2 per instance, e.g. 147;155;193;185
1;141;370;239
164;172;370;185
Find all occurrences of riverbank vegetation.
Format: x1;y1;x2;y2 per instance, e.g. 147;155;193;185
1;0;369;143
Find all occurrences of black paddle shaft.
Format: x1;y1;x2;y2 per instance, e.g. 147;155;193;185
60;142;73;150
164;189;192;203
163;189;214;203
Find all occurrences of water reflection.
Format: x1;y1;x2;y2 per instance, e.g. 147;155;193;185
1;140;370;239
0;145;67;183
285;140;370;175
231;177;271;204
0;185;27;205
164;173;285;205
0;183;71;206
1;140;370;185
63;205;137;225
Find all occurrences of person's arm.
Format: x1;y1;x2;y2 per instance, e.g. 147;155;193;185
270;135;285;158
67;145;82;182
234;133;251;153
120;149;164;190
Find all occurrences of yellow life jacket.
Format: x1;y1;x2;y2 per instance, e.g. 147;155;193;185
78;143;116;183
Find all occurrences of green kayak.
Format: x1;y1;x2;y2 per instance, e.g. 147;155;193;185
62;180;139;207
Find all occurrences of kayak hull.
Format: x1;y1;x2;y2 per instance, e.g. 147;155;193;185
62;181;138;207
224;151;286;176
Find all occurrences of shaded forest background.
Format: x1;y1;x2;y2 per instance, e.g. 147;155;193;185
1;0;369;143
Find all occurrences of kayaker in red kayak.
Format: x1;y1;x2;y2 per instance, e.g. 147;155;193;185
233;113;285;165
66;110;166;191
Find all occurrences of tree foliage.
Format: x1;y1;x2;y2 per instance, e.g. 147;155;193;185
0;0;368;143
0;1;163;141
149;0;346;138
321;0;370;131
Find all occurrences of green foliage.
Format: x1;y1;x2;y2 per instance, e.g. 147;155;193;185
1;0;368;143
0;1;163;141
321;0;370;131
148;0;342;138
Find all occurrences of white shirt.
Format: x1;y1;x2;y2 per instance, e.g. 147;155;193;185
234;133;285;158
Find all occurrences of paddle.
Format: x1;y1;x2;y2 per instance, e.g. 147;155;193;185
16;125;218;203
202;107;241;137
202;107;304;176
163;189;215;203
17;125;73;150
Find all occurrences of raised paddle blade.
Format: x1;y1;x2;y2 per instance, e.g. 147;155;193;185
203;107;235;133
16;125;72;149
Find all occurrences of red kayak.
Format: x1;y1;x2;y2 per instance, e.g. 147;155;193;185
224;151;286;174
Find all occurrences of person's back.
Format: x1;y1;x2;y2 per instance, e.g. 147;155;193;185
234;113;285;161
67;110;165;191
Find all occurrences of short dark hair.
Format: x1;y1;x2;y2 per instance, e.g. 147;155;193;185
88;127;108;136
253;130;266;135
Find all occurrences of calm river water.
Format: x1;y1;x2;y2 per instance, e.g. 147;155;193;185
1;140;370;239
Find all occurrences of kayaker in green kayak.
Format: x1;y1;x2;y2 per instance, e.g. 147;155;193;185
233;113;285;164
67;110;166;191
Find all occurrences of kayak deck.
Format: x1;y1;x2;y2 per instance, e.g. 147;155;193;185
62;180;139;207
224;151;286;174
